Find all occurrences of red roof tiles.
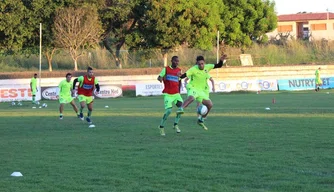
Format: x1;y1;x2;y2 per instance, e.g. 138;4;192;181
278;12;334;22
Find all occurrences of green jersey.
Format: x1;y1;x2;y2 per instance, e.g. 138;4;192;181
186;64;215;90
30;77;37;89
315;69;320;79
58;79;72;97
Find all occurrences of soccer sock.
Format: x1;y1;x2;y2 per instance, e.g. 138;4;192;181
32;96;35;103
80;108;83;113
60;113;63;117
87;110;92;118
160;108;172;127
174;114;181;125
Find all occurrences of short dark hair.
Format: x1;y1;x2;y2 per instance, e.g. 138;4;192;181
196;56;205;61
34;73;37;76
87;67;93;72
66;73;72;77
171;56;178;61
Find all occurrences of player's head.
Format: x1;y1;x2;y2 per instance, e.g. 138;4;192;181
318;67;321;70
171;56;179;68
65;73;72;82
87;67;93;78
196;56;205;70
33;73;37;78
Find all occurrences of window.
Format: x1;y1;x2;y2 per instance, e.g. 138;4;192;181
311;23;327;31
277;25;293;32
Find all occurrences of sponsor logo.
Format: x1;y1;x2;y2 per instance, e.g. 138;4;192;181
0;88;33;98
95;86;122;98
145;84;163;89
42;87;59;100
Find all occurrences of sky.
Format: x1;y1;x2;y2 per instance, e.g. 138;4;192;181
272;0;334;15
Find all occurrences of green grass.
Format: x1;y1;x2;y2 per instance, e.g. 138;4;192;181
0;91;334;192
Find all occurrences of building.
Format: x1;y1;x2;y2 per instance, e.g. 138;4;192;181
267;12;334;41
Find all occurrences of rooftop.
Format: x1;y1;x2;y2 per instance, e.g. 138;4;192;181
278;12;334;22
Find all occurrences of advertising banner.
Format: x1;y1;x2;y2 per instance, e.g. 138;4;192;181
216;80;260;92
278;77;334;91
41;85;123;100
0;86;41;102
94;85;123;98
136;83;164;96
258;79;278;91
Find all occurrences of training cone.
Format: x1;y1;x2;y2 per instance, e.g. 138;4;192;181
272;98;276;104
11;172;23;177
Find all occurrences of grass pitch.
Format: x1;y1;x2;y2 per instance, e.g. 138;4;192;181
0;91;333;192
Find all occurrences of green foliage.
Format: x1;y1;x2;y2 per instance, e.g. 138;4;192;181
221;0;277;48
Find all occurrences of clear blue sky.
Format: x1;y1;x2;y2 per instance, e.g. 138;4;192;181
272;0;334;15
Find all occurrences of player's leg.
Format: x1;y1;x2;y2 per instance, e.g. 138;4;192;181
78;95;86;120
201;99;213;118
59;103;64;119
173;94;183;133
196;93;210;130
69;98;80;117
85;96;94;124
32;89;37;104
159;94;173;136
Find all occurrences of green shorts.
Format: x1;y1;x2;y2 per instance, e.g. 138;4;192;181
59;96;74;104
78;95;94;104
163;93;183;109
316;78;323;85
187;85;210;103
31;89;37;95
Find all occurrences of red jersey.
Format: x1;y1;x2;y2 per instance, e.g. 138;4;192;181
77;75;95;96
162;67;181;94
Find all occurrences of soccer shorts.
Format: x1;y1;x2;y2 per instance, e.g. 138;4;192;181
187;85;210;103
78;95;94;104
31;88;37;95
316;78;323;85
163;93;183;109
59;96;74;104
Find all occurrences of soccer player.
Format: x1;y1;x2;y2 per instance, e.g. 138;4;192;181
58;73;80;119
30;73;38;104
72;67;100;124
315;67;322;92
184;75;215;117
178;54;227;130
157;56;183;136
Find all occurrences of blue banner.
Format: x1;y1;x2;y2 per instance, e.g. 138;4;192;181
278;77;334;91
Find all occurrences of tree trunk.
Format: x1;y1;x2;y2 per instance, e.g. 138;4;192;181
45;48;56;72
74;59;78;71
162;52;168;67
115;48;122;69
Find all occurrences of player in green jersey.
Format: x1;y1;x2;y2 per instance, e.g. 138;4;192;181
315;67;322;92
178;54;227;130
30;73;38;104
58;73;80;119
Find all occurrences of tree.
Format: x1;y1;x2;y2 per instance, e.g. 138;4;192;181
0;0;34;52
221;0;277;50
53;6;102;71
126;0;225;66
99;0;145;68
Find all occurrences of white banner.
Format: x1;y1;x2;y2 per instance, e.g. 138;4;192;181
0;86;41;102
258;79;278;91
216;80;260;92
136;83;164;96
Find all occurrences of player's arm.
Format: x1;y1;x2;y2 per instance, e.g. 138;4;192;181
213;54;228;69
30;81;32;91
210;77;215;92
72;78;78;90
157;68;166;82
94;78;100;92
